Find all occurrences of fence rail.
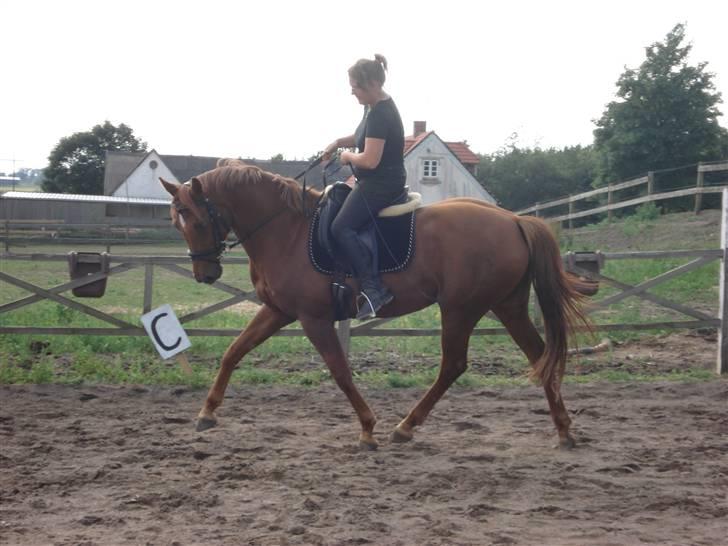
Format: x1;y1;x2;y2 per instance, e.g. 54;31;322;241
2;190;727;374
515;161;728;225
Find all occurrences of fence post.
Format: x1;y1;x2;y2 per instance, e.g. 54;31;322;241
143;264;154;314
647;171;655;195
568;197;574;230
695;162;704;215
4;220;9;253
607;184;614;222
337;320;351;357
717;189;728;375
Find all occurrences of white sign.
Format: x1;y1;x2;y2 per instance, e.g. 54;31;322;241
141;304;191;360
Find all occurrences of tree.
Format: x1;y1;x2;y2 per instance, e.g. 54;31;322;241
593;23;728;186
478;145;597;211
43;121;147;194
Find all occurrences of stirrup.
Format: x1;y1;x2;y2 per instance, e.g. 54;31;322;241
356;292;377;320
356;289;394;320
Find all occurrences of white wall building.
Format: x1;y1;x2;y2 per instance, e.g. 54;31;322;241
403;121;495;206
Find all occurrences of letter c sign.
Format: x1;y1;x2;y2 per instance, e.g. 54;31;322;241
141;304;191;359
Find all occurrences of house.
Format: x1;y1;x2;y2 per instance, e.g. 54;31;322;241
403;121;495;205
104;150;326;200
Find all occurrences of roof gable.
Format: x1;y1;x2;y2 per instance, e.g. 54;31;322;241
404;131;479;165
104;152;330;198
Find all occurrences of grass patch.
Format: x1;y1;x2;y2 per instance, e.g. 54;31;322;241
1;221;722;388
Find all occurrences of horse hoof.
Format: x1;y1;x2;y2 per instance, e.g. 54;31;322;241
390;426;413;444
196;417;217;432
359;440;379;451
557;436;576;450
359;433;379;451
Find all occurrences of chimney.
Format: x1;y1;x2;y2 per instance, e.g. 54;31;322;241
413;121;427;137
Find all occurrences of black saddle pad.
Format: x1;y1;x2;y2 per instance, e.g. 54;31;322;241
308;209;416;276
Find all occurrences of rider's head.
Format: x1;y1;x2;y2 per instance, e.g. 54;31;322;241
348;54;387;105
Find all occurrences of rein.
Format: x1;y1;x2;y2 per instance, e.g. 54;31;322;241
296;154;324;219
187;156;327;263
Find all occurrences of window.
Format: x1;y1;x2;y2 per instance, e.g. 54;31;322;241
423;159;439;178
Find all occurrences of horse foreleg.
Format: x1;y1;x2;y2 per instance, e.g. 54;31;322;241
300;317;379;450
197;304;294;431
493;303;575;449
392;310;479;443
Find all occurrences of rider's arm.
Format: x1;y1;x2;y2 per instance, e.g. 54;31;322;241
324;134;356;158
341;137;384;170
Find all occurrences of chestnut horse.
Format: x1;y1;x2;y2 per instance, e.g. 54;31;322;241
160;159;589;450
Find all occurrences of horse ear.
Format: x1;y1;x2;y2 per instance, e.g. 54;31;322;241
190;177;203;197
160;177;178;196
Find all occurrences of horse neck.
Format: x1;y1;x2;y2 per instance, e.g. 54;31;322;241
213;180;305;260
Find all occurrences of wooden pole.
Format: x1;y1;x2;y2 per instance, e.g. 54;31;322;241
647;171;655;195
175;352;194;375
717;188;728;375
694;163;704;215
143;264;153;314
568;198;574;230
607;184;614;222
337;320;351;357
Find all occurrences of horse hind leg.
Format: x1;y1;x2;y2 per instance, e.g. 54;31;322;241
197;304;294;431
392;308;481;443
493;300;575;449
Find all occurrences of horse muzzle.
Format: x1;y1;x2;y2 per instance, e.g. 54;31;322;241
193;262;222;284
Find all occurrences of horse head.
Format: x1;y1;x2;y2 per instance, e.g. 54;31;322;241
161;176;228;284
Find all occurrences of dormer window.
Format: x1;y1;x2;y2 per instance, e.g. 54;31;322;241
423;159;439;178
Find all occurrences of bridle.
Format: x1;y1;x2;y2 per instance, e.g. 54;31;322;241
183;155;332;264
183;196;231;263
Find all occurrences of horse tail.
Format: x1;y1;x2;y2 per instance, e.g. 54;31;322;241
515;216;591;388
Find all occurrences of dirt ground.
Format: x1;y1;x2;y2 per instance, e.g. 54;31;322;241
1;364;727;546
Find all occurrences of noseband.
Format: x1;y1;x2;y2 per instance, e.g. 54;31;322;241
186;197;230;263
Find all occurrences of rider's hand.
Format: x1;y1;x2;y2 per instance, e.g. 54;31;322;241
323;140;338;161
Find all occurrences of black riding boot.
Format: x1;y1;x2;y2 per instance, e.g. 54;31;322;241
356;275;394;320
333;229;393;319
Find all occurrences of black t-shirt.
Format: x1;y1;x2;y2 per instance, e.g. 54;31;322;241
353;98;406;199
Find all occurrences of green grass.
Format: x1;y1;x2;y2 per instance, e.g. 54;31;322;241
1;213;723;387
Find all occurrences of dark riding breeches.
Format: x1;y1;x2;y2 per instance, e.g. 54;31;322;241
331;183;393;282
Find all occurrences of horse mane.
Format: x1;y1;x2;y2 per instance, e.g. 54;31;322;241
197;158;320;214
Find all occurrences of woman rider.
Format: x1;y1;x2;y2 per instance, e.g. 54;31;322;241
324;54;407;320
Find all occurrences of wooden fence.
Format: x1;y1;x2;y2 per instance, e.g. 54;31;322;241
1;191;727;375
0;190;728;373
515;161;728;226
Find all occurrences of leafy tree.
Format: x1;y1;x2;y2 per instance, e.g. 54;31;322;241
478;145;597;211
270;153;284;162
593;23;728;186
43;121;147;194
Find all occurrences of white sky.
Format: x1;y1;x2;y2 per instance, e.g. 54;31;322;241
2;0;728;171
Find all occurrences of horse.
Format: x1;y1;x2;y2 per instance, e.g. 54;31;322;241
160;158;590;450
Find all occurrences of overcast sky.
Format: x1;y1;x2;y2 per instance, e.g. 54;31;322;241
2;0;727;172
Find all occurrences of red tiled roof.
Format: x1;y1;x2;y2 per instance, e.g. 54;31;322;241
403;131;431;154
404;131;479;164
444;141;479;164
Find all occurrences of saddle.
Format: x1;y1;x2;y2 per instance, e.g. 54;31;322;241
309;182;421;320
